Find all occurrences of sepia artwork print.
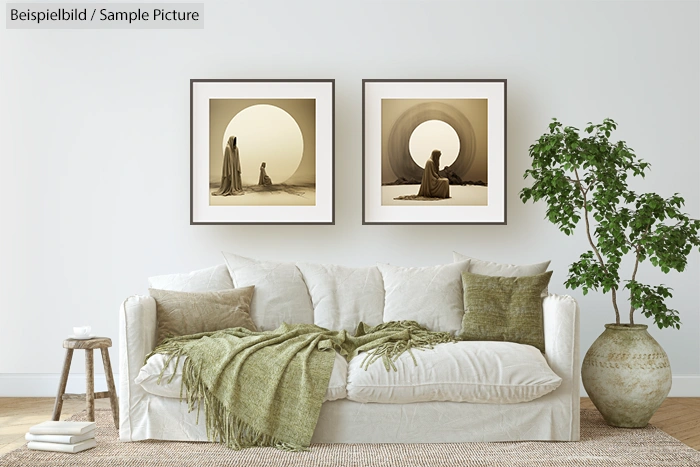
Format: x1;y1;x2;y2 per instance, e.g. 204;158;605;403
208;98;316;206
381;99;488;207
191;80;334;224
363;80;506;224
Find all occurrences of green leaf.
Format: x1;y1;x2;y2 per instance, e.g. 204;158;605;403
521;118;700;329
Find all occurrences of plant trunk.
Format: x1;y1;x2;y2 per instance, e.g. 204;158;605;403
628;243;644;325
611;288;621;325
575;169;621;323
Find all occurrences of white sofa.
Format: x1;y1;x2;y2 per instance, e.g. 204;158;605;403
119;257;580;444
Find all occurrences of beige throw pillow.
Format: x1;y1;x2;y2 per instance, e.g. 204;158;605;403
149;287;257;344
458;271;553;352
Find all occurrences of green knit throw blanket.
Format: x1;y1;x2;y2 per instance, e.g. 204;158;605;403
148;320;454;451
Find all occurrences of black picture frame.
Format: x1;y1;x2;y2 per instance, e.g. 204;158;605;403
362;79;507;225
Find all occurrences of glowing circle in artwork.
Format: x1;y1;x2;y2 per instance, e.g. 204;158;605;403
222;104;304;186
408;120;460;169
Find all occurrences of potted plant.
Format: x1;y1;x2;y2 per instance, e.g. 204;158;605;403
520;118;700;427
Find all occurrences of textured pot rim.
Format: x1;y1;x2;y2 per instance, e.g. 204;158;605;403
604;323;649;330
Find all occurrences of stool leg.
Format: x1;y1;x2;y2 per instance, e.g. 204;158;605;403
51;349;73;421
85;349;95;422
100;347;120;429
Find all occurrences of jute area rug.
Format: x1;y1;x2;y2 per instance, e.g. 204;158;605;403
1;409;699;467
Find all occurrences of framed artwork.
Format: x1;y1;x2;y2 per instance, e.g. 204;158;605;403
190;79;335;224
362;79;507;224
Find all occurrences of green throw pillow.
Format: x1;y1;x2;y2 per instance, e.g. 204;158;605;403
458;271;553;352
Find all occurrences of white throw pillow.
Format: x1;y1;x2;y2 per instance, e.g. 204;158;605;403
453;252;551;296
136;351;348;402
346;341;562;404
148;264;233;292
222;252;314;330
377;260;470;334
453;252;551;276
297;263;384;333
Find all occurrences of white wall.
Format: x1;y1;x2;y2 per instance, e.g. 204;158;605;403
1;0;698;396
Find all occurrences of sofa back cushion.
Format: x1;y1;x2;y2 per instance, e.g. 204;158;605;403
222;252;314;331
453;252;551;296
297;263;384;333
377;260;470;334
148;264;233;292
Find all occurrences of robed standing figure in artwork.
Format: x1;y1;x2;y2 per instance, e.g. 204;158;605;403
417;149;450;199
213;136;243;196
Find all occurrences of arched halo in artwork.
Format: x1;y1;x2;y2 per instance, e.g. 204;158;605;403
221;104;304;186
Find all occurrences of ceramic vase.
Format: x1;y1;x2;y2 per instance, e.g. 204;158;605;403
581;324;671;427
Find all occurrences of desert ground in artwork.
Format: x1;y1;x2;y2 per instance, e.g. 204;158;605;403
209;183;316;206
381;185;487;206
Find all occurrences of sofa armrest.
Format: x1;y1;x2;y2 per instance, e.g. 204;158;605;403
118;295;157;440
543;294;580;382
543;293;580;439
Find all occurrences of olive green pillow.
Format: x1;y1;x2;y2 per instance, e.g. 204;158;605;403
149;286;257;344
458;271;553;352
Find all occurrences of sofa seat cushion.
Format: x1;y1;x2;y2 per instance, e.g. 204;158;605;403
135;350;348;402
346;341;562;404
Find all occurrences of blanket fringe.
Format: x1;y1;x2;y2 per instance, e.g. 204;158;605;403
184;357;308;451
359;320;455;371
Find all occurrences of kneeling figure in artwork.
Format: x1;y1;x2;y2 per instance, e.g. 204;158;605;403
258;162;273;186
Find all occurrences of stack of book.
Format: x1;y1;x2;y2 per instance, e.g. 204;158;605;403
26;421;97;453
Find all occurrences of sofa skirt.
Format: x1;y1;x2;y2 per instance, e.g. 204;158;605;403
119;390;578;443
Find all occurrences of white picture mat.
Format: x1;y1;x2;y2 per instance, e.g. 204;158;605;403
364;81;505;224
192;81;334;223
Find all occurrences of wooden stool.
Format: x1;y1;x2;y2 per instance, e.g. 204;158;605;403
51;337;119;429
